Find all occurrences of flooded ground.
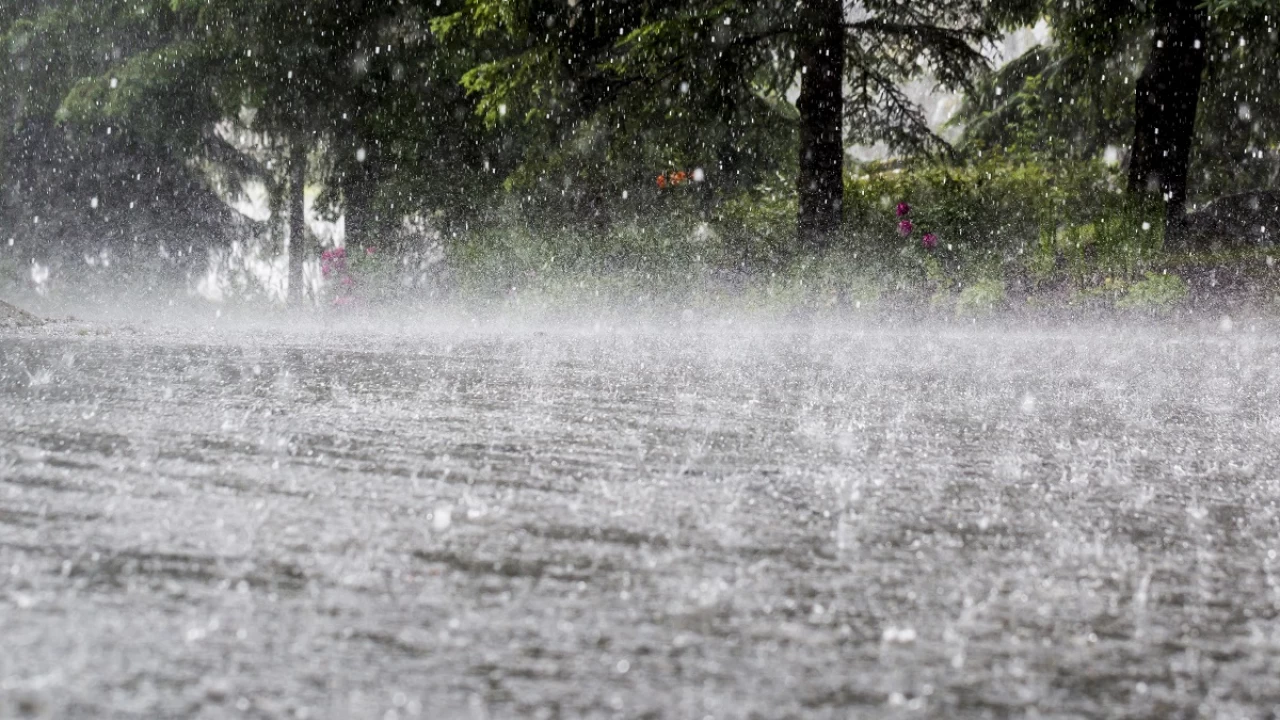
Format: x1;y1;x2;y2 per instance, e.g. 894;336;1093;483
2;314;1280;719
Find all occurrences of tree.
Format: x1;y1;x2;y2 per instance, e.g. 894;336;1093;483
2;1;235;272
288;142;307;304
795;0;845;244
56;0;505;301
958;0;1279;241
443;0;997;250
1127;0;1207;234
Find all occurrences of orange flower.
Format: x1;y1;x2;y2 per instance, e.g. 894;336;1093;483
656;174;667;189
672;170;687;185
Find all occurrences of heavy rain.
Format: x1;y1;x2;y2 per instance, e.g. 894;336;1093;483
3;1;1280;718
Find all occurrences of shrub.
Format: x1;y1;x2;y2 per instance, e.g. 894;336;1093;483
955;278;1008;315
1116;271;1189;309
843;151;1163;288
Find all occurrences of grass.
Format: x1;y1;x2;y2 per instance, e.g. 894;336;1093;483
3;157;1277;319
421;191;1279;319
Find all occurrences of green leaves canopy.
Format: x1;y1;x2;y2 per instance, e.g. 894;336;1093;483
957;0;1279;201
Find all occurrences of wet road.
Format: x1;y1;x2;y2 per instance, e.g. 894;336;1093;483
2;317;1280;718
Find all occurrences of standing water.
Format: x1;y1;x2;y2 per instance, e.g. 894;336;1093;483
2;314;1279;718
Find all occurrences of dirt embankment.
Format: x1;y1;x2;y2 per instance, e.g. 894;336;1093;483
0;300;44;328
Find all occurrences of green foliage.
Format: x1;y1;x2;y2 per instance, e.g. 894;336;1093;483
955;277;1007;314
31;0;511;253
714;175;800;264
2;0;1274;312
956;45;1135;161
442;0;1001;231
0;0;236;264
427;153;1190;313
956;0;1280;202
844;153;1164;288
1115;271;1189;309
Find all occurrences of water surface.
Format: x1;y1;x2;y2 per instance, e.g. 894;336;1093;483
2;318;1279;718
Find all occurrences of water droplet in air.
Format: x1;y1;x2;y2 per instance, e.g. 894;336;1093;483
431;504;453;532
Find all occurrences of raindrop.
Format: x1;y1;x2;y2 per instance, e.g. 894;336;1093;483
882;626;917;644
31;261;50;286
431;504;453;532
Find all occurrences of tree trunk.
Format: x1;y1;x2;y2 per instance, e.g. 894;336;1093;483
0;86;24;220
1127;0;1207;244
288;142;306;305
340;146;377;251
795;0;845;251
268;174;285;295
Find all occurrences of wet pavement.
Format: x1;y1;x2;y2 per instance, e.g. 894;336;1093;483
2;316;1280;718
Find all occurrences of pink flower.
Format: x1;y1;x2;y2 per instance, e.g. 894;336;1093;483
898;220;914;236
921;232;938;249
320;246;349;278
896;202;911;217
365;247;376;256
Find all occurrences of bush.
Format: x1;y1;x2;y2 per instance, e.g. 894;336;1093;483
842;152;1164;290
715;175;800;265
1115;271;1189;310
955;278;1008;315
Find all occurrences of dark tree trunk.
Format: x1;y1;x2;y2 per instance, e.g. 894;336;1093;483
0;88;25;218
268;175;285;287
795;0;844;251
1127;0;1207;244
287;142;306;305
340;148;377;252
709;58;745;213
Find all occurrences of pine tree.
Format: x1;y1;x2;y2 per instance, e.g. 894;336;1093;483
958;0;1279;243
443;0;997;250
